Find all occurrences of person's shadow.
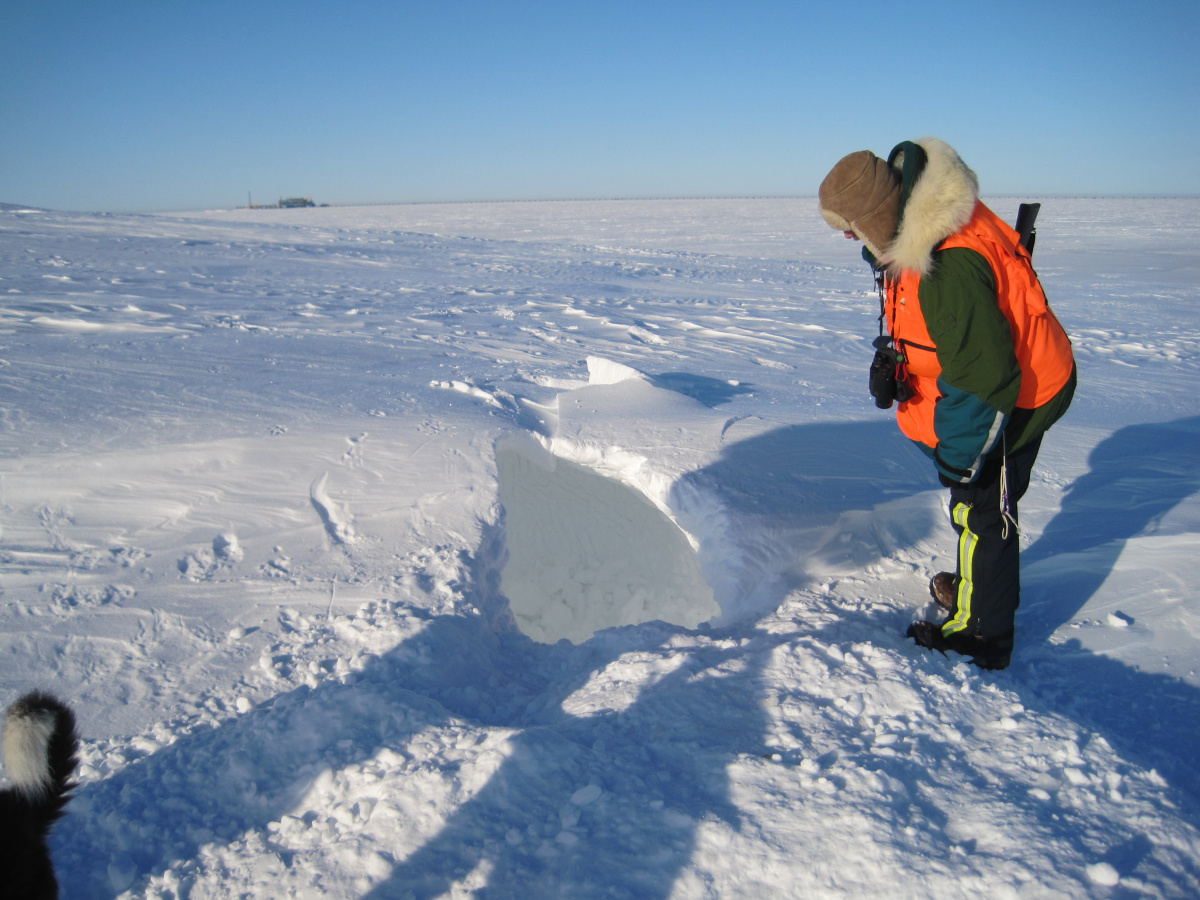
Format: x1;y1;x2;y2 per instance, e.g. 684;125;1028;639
1014;415;1200;802
1021;415;1200;639
359;622;781;899
51;551;808;899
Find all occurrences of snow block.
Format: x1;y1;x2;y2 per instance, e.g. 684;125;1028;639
497;436;718;644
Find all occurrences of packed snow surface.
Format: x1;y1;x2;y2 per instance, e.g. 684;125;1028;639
1;197;1199;897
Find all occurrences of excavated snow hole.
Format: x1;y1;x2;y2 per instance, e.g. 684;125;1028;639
496;438;719;644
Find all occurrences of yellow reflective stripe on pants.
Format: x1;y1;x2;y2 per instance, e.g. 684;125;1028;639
944;502;976;636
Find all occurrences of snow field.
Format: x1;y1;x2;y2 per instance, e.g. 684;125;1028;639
1;198;1199;896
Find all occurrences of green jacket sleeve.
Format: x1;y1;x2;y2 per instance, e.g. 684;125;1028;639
917;247;1022;483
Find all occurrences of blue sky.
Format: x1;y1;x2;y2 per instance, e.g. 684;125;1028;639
2;1;1197;211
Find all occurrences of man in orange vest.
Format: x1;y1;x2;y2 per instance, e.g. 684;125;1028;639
818;137;1076;670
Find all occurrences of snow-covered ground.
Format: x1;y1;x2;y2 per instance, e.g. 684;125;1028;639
1;196;1198;898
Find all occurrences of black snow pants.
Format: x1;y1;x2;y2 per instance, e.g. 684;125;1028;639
942;435;1043;644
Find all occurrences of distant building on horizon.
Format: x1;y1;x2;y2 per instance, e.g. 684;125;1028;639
245;194;319;209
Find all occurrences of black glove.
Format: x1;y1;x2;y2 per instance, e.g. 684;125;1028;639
907;620;948;652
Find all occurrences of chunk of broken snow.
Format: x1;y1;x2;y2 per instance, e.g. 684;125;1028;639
586;355;649;385
1086;862;1120;886
571;784;603;806
214;532;243;562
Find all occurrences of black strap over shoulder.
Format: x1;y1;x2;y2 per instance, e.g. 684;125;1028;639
886;141;928;211
1014;202;1040;255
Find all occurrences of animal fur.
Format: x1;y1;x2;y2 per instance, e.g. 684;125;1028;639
879;136;980;278
0;692;80;900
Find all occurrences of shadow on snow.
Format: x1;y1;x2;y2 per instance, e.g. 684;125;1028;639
51;416;1200;895
1017;415;1200;803
52;419;919;898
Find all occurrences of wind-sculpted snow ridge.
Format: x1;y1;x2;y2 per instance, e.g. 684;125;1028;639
311;472;357;545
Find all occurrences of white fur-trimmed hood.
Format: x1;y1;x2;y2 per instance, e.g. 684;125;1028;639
878;137;979;277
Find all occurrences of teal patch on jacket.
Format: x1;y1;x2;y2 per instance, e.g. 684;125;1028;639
933;378;1008;481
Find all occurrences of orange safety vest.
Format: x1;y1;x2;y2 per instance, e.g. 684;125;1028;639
886;201;1074;449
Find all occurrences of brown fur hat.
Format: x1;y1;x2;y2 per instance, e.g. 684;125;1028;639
817;150;902;260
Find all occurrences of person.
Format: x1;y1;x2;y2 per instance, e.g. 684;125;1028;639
817;137;1076;670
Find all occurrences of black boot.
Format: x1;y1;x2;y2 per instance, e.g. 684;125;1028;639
906;622;1013;671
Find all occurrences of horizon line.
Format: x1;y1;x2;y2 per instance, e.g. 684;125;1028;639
6;194;1200;216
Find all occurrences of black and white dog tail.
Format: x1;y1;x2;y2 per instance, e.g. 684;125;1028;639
1;692;81;900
